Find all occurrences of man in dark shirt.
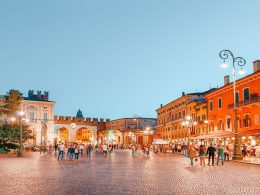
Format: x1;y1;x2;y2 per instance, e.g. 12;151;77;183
207;143;216;165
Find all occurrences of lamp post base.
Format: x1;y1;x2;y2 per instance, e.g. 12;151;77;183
232;153;243;160
17;150;23;157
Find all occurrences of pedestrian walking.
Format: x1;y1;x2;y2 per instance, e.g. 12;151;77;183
87;144;93;157
224;145;230;161
242;144;247;157
54;143;58;154
145;145;150;156
67;145;71;160
217;145;224;165
108;145;113;157
69;145;75;160
199;145;206;166
102;143;108;156
188;146;197;166
206;143;216;166
79;144;84;155
131;144;137;155
94;144;99;154
177;144;181;153
57;143;65;160
75;145;79;161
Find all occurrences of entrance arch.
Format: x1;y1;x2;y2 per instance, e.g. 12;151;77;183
76;128;93;143
56;127;69;143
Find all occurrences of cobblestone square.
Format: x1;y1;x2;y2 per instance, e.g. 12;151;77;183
0;151;260;195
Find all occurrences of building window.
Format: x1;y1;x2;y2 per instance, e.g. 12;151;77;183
218;98;222;109
209;101;213;111
244;88;250;102
202;114;206;121
227;117;232;130
29;112;34;122
43;113;48;122
218;120;223;130
244;114;251;127
29;106;34;110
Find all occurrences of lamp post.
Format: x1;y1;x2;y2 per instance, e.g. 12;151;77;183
16;111;28;157
144;127;153;145
40;121;47;156
219;49;246;160
181;115;198;149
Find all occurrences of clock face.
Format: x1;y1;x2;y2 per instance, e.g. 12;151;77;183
70;123;76;129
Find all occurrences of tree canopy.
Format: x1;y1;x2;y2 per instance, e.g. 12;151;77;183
0;123;33;145
0;89;31;145
4;89;23;116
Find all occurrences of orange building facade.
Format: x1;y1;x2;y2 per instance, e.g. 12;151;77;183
98;118;157;146
156;60;260;147
156;92;209;142
205;60;260;146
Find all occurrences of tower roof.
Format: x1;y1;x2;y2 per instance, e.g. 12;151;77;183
76;109;83;119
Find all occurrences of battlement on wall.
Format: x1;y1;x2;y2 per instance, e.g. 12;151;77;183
26;90;49;101
54;116;109;126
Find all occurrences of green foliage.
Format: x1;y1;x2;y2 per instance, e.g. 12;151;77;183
4;89;23;116
0;99;7;124
0;122;34;145
0;90;33;145
0;143;19;149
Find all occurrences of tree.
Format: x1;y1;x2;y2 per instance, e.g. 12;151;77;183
4;89;23;116
0;122;34;145
0;98;7;122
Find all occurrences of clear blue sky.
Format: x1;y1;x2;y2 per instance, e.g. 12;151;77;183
1;1;260;120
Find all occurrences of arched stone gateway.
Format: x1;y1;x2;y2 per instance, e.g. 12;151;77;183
76;128;94;143
54;112;107;144
56;127;69;143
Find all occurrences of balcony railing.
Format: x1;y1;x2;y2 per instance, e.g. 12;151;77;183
228;96;260;109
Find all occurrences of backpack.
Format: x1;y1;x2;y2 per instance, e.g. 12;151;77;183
199;148;205;154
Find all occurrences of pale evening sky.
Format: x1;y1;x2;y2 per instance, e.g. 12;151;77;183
0;1;260;120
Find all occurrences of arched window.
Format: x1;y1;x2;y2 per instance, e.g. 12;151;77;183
218;120;223;130
244;88;250;102
244;114;251;127
226;116;232;131
209;101;213;111
218;98;222;109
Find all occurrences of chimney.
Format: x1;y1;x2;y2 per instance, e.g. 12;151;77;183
224;75;230;85
160;104;163;108
182;92;185;96
253;60;260;73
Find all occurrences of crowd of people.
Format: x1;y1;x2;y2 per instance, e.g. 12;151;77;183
53;141;260;166
186;143;231;166
54;143;121;160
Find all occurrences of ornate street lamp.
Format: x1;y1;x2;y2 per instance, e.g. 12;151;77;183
181;115;198;149
144;126;153;145
219;49;246;160
13;111;29;157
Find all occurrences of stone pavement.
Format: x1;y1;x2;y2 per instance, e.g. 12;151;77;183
0;150;260;195
234;157;260;165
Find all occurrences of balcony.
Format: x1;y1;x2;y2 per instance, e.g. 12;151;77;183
228;96;260;109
